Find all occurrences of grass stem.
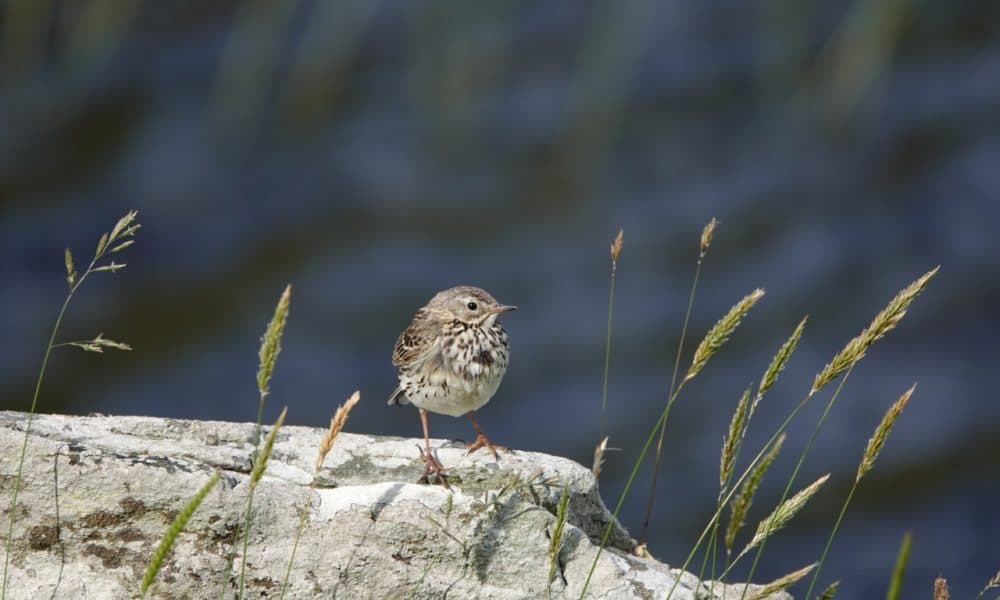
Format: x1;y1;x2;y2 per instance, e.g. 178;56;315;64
734;371;852;596
641;218;717;542
238;407;287;598
599;229;623;437
3;211;138;599
2;291;71;597
642;255;701;540
804;385;915;598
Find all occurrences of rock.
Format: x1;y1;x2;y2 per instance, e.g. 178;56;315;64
0;411;790;599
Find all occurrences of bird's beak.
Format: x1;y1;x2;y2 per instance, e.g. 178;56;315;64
493;304;517;314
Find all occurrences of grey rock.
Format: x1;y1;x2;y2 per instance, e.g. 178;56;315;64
0;411;791;599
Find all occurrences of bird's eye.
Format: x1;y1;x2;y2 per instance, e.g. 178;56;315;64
467;301;478;310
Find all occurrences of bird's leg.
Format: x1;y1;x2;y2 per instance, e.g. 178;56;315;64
466;411;508;460
418;409;449;488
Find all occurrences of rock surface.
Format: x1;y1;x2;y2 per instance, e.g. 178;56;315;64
0;411;791;599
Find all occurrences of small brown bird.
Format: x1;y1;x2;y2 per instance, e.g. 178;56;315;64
388;286;515;486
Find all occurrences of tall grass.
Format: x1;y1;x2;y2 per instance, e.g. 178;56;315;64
598;229;623;438
656;267;937;600
696;317;806;591
735;268;938;599
2;210;140;600
576;219;938;599
580;284;764;596
216;284;292;598
255;285;291;447
593;230;623;478
804;385;915;597
231;285;292;598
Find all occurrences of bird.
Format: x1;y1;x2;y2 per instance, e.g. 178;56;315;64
388;285;515;486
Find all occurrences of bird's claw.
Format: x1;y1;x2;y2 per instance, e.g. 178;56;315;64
466;434;508;460
418;446;450;489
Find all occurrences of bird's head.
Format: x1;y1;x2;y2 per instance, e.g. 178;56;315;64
426;286;516;327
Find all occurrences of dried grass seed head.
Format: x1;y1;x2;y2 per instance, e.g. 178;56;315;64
610;229;624;263
747;563;816;600
984;569;1000;591
109;210;138;241
592;436;609;478
700;217;718;257
934;577;950;600
69;333;132;353
316;391;361;472
64;248;76;287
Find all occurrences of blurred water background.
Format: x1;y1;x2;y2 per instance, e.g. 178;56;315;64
2;0;998;597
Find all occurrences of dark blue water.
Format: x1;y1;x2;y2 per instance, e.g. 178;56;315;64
2;1;999;597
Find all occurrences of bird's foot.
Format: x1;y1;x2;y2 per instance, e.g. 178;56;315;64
466;434;508;460
418;446;450;489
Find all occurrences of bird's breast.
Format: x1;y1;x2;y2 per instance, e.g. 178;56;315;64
395;322;509;417
441;323;509;380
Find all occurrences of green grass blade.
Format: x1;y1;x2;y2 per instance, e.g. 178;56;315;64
885;531;912;600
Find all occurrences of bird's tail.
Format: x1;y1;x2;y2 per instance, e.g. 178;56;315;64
387;386;409;406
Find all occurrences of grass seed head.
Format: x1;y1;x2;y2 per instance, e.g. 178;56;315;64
316;391;361;472
857;385;915;482
813;267;938;394
700;217;718;257
591;436;609;479
610;229;624;263
983;569;1000;592
108;210;139;244
817;580;840;600
685;288;765;382
725;433;785;553
747;563;816;600
720;386;752;489
740;473;829;559
141;471;220;594
257;285;292;396
758;316;807;400
64;248;76;288
251;407;287;487
934;577;950;600
548;485;570;584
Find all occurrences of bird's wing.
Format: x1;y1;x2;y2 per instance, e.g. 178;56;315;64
392;308;436;368
386;386;408;405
